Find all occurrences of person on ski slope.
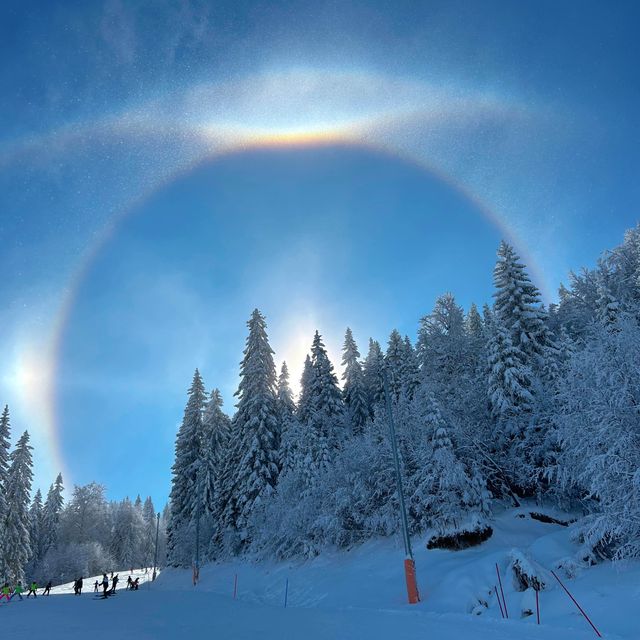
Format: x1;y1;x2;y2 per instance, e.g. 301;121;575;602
93;580;99;593
101;573;109;598
0;584;11;602
77;576;83;594
11;582;24;600
26;581;38;597
43;581;52;596
110;574;119;594
126;576;133;590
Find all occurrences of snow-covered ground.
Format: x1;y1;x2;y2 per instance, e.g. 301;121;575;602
2;506;637;639
48;567;157;596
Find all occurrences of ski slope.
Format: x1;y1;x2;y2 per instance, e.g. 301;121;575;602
46;567;157;595
2;506;637;639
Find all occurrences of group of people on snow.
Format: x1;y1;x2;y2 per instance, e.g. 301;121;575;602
1;571;142;603
0;580;49;601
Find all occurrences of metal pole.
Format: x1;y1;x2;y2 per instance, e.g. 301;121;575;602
382;368;413;560
196;514;200;569
152;512;160;581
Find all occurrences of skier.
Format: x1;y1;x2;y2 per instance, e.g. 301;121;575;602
93;580;99;593
126;576;133;590
11;582;24;601
133;577;139;590
101;573;109;598
77;576;83;594
43;581;52;596
73;579;79;595
110;574;119;594
0;583;11;602
26;581;38;598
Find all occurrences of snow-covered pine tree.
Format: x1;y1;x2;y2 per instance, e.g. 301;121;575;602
596;268;621;328
0;406;10;549
167;368;206;565
465;303;483;339
141;496;157;569
341;328;369;436
411;405;488;539
2;431;34;583
277;362;301;474
198;388;230;558
493;241;554;370
385;329;406;399
110;497;144;569
297;355;314;424
401;336;421;400
486;319;533;420
28;489;44;565
363;338;385;413
308;330;344;454
225;309;280;544
41;473;64;554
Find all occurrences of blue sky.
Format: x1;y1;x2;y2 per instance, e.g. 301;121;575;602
1;0;639;505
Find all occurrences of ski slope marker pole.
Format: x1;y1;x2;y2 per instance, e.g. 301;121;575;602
535;588;540;624
495;563;508;619
233;574;238;600
550;570;601;637
284;578;289;608
495;586;505;619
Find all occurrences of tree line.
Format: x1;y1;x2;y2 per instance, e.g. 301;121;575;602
0;417;168;584
167;226;640;566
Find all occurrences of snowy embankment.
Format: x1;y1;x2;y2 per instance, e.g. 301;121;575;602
3;507;638;639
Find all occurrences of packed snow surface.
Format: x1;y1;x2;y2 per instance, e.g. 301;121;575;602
2;507;637;639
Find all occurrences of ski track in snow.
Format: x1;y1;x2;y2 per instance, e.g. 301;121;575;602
2;507;636;639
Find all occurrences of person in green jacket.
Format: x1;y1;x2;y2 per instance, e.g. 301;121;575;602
0;584;11;602
26;581;38;598
11;582;24;601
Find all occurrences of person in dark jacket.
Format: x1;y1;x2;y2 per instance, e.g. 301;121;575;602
101;573;109;598
43;581;52;596
110;574;119;594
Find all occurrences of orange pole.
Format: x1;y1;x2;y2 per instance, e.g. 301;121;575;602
404;558;420;604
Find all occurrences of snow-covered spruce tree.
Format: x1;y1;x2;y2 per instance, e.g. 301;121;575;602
341;328;369;436
385;329;406;399
2;431;33;583
410;402;489;545
141;496;157;568
596;268;621;328
297;355;314;424
417;293;470;409
401;336;421;400
363;338;385;414
167;369;207;566
110;497;144;569
198;389;230;559
277;362;301;474
224;309;280;547
486;320;534;421
28;489;44;567
41;473;64;555
306;330;344;465
465;302;484;339
557;316;640;560
0;406;11;550
493;241;556;371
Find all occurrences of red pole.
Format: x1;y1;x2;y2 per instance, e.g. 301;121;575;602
535;588;540;625
233;574;238;600
404;558;420;604
495;585;505;619
550;570;601;637
496;563;508;619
